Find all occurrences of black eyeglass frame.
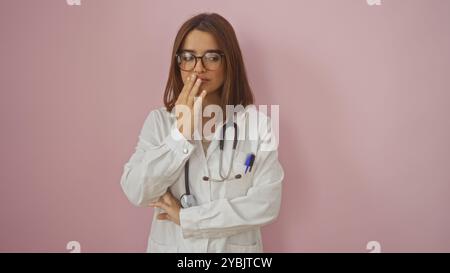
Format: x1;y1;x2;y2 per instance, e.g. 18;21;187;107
175;50;225;71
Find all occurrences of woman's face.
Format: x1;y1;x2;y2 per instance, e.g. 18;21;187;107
179;29;225;96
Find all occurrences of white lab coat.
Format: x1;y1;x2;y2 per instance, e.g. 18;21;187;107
120;106;284;253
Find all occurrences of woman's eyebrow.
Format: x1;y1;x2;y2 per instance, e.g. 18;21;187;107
181;49;223;54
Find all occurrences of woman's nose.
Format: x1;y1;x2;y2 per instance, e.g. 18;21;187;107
194;58;206;73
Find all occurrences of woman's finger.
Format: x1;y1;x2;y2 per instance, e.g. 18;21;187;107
178;73;197;105
157;213;169;220
187;78;203;108
196;90;207;105
164;190;173;197
193;89;207;119
162;192;174;205
149;201;169;211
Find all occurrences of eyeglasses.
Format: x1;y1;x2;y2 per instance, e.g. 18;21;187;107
176;51;225;71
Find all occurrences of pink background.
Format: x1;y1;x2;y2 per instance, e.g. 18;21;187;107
1;0;450;252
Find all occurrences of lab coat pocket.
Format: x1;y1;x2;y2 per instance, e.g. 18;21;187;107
148;238;178;253
225;242;259;253
224;151;254;199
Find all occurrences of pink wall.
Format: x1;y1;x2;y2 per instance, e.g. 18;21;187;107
1;0;449;252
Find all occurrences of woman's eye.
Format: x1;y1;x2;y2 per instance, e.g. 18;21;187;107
182;54;194;61
205;54;220;62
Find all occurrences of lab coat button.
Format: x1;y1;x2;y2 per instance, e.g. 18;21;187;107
183;148;188;154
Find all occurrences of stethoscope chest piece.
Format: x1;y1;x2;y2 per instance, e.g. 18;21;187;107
181;160;197;208
180;193;197;208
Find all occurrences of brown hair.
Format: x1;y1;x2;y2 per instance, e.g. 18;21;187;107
163;13;254;112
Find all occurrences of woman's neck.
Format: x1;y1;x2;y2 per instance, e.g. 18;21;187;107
202;90;222;108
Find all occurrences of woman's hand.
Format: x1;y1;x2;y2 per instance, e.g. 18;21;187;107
174;73;207;140
149;191;182;226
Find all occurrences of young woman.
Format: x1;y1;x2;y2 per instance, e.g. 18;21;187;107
120;13;284;253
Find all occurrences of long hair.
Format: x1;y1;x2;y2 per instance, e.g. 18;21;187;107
163;13;254;112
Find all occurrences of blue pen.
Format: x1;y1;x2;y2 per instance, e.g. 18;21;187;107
244;153;255;174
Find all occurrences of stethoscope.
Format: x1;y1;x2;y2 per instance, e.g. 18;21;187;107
180;121;242;208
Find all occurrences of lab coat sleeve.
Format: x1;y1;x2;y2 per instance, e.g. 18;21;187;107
179;117;284;239
120;110;195;207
